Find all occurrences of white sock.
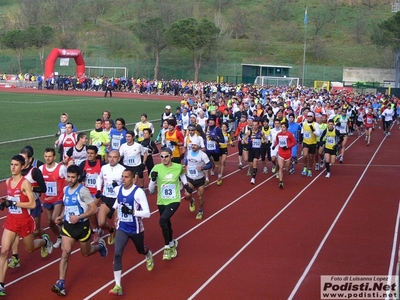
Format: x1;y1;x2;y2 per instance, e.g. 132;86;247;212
114;270;122;286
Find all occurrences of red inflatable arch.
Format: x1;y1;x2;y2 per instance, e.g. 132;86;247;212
44;48;86;79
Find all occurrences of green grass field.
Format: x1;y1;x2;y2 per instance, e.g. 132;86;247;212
0;92;167;179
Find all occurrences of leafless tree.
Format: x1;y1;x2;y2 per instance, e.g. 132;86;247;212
231;9;248;39
48;0;79;33
19;0;45;26
353;16;366;44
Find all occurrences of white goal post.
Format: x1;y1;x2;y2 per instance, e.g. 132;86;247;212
85;66;128;79
254;76;299;87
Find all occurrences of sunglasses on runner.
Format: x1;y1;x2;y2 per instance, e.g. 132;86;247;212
160;155;170;158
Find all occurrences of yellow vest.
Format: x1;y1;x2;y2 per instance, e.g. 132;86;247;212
325;129;337;150
303;122;317;145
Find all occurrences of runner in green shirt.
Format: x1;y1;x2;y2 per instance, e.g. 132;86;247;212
148;147;192;260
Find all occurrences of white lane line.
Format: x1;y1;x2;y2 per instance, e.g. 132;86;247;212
288;134;387;299
385;200;400;300
187;171;327;300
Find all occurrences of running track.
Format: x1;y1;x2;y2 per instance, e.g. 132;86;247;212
0;89;398;299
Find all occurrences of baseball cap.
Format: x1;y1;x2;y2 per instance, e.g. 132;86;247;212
188;135;201;146
165;105;171;110
208;115;217;121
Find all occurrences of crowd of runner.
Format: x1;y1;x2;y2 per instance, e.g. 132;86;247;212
0;84;398;297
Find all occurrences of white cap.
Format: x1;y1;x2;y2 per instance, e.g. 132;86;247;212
165;105;171;110
188;135;201;146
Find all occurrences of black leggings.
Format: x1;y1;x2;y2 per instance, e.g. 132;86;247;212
158;202;180;246
113;230;147;271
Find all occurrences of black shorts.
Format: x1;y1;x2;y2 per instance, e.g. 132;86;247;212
101;196;117;210
316;141;324;148
206;152;220;162
61;220;92;242
324;148;337;156
260;143;271;161
187;176;206;188
356;120;363;127
125;165;144;179
248;148;261;161
219;148;228;156
303;143;317;155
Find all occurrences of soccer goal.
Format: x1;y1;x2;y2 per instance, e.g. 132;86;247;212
314;80;330;91
85;66;128;79
254;76;299;87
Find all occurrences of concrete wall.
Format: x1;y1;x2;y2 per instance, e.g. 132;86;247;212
343;67;395;84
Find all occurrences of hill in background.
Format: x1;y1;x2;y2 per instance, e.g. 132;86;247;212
0;0;395;82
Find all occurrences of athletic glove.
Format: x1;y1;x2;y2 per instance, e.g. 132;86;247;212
309;125;314;132
4;200;16;208
0;202;5;211
169;141;177;146
184;184;193;194
112;180;119;188
282;146;288;150
271;145;276;151
121;204;133;215
150;171;158;182
95;190;102;199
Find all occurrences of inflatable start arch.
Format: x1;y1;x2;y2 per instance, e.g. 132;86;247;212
44;48;85;79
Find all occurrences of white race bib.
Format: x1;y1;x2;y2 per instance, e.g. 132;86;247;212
118;204;134;222
252;139;261;148
207;141;216;150
65;205;80;223
278;137;288;147
326;137;335;145
8;196;22;214
85;174;97;188
161;184;176;199
45;182;57;197
111;138;121;149
187;166;198;177
103;184;116;197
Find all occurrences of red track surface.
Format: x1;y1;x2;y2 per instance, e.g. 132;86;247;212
0;89;398;299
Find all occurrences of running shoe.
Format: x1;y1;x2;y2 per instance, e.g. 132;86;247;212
365;135;368;141
210;169;215;176
262;167;268;174
301;167;307;176
196;210;203;220
315;164;319;171
250;178;255;184
238;163;243;169
109;285;123;296
339;157;343;164
53;237;62;249
146;250;154;271
289;165;295;175
189;198;196;212
246;170;251;176
217;178;223;186
205;178;209;186
8;256;20;268
93;228;104;243
325;172;331;178
52;279;66;296
279;182;284;189
272;166;276;173
320;161;324;168
170;239;178;258
162;247;171;260
98;238;108;258
0;286;5;297
276;173;279;179
307;170;312;177
41;234;53;258
108;227;115;245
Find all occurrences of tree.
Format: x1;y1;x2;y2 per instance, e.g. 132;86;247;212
371;12;400;52
19;0;45;26
133;17;167;80
0;30;29;74
26;26;55;72
165;18;220;82
311;0;338;35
